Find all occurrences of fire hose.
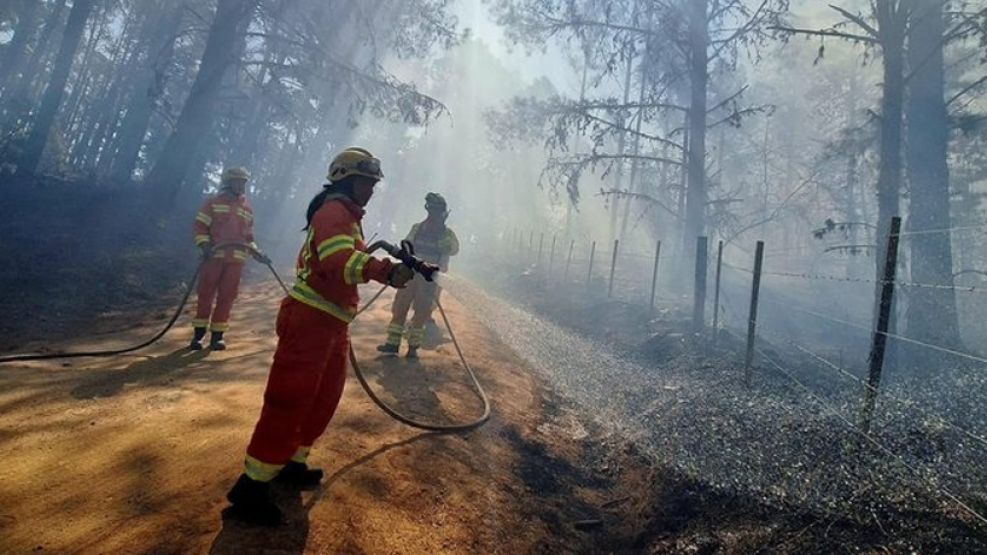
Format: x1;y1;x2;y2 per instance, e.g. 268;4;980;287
0;241;491;432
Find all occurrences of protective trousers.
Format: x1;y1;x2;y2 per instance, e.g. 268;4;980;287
385;275;438;348
193;259;244;332
244;298;349;481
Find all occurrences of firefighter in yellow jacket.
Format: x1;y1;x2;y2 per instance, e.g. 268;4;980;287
377;193;459;359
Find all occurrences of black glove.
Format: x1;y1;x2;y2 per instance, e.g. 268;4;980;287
387;264;415;288
199;243;213;259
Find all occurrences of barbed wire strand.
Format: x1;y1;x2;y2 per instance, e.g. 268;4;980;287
897;224;987;237
722;327;987;527
723;263;987;295
756;297;987;366
767;334;987;451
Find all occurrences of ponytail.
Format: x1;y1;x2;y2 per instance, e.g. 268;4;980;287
303;177;357;230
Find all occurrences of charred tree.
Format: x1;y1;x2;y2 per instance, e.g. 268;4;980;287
143;0;259;203
905;0;960;352
0;0;39;101
109;2;184;182
17;0;95;176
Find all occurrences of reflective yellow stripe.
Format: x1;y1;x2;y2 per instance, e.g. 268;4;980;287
210;322;230;332
344;251;370;285
288;282;355;323
194;234;210;245
232;250;248;261
236;207;253;221
244;455;282;482
317;235;355;261
297;228;315;279
196;212;212;225
407;326;425;347
191;319;209;328
291;446;311;464
212;204;231;213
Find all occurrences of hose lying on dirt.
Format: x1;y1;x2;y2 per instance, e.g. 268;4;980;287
0;243;491;432
350;284;491;432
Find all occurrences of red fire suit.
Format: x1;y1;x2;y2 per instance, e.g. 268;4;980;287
192;192;255;333
243;194;394;481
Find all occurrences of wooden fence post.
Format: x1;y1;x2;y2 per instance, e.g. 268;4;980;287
860;216;902;434
692;236;709;331
744;241;765;386
649;240;662;315
586;241;596;288
564;239;575;282
608;239;619;298
712;240;724;339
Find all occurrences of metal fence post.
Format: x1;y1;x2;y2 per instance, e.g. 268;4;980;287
860;216;902;435
692;236;709;331
744;241;765;386
608;239;619;298
564;239;575;282
649;240;662;315
712;240;724;339
547;234;557;279
586;241;596;288
537;232;544;268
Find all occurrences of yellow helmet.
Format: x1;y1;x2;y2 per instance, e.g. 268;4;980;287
221;166;250;183
327;147;383;183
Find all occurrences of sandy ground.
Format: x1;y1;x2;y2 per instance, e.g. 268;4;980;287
0;280;648;555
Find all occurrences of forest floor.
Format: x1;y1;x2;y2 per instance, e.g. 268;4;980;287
0;279;672;555
4;272;985;554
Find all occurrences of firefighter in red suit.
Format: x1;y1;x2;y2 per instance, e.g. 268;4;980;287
191;167;269;351
225;148;415;525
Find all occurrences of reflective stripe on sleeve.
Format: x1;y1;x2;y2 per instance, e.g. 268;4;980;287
317;235;355;261
343;251;370;285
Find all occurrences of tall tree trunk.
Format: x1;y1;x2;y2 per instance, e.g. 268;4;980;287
844;68;862;278
5;0;68;115
684;0;709;253
872;2;908;370
609;48;635;245
620;47;648;242
905;0;960;352
565;47;591;240
17;0;95;176
0;0;39;100
109;2;183;182
144;0;258;203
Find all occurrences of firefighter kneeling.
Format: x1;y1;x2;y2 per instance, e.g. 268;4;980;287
226;148;414;526
376;192;459;359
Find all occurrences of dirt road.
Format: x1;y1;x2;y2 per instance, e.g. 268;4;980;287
0;281;651;554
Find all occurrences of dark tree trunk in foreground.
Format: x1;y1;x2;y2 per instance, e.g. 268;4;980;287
143;0;259;202
109;2;184;182
869;1;910;372
684;0;709;252
5;0;68;114
18;0;95;176
905;0;960;352
0;0;40;99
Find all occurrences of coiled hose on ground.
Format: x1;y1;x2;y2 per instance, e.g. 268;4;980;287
0;243;491;432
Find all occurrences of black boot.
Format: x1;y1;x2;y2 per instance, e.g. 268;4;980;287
274;461;324;489
189;327;206;351
376;343;399;356
406;346;419;360
226;474;282;526
209;331;226;350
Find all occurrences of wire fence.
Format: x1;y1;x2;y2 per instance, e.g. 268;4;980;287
484;224;987;533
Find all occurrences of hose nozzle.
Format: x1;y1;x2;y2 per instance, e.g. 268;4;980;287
366;240;440;282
